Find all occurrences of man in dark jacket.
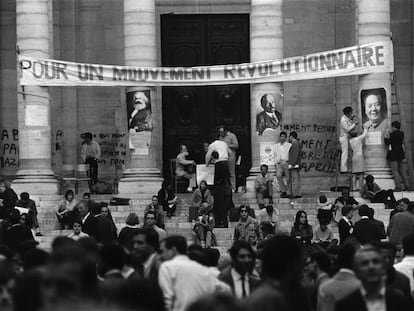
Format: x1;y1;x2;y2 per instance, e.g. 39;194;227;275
218;240;261;298
336;246;413;311
3;209;34;253
385;121;409;191
0;181;18;220
287;131;302;198
338;205;354;245
78;200;98;239
353;205;384;245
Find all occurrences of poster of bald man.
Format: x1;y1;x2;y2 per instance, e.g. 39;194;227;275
127;90;152;155
256;92;283;136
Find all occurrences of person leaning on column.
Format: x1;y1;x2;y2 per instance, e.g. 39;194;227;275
339;106;357;173
384;121;410;191
287;131;302;199
80;132;101;185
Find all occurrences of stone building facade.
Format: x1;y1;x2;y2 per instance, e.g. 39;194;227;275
0;0;413;194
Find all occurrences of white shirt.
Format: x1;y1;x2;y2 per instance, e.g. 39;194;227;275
394;256;414;291
340;115;356;138
275;142;291;163
158;255;217;311
205;140;230;164
81;140;101;161
230;268;250;298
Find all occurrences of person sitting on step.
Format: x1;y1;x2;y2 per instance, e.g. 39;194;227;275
192;204;216;248
175;144;196;193
190;180;213;215
254;164;274;206
360;175;397;209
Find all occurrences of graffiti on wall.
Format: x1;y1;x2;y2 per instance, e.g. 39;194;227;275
94;132;127;169
0;128;19;169
282;123;340;173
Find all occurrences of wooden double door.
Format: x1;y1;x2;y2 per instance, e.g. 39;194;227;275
161;14;251;178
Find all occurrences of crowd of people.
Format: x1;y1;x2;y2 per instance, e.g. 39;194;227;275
0;170;414;311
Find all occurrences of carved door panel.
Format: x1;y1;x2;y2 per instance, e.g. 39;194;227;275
161;14;250;178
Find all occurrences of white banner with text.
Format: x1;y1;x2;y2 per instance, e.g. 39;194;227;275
19;41;393;87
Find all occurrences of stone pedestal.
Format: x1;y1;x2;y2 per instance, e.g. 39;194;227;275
358;0;394;189
13;0;58;195
246;0;284;192
118;0;163;194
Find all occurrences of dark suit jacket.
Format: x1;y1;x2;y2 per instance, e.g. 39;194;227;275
335;288;413;311
3;224;34;252
256;110;282;135
82;214;98;238
288;140;302;167
218;267;261;296
353;218;383;245
338;218;353;244
385;130;405;161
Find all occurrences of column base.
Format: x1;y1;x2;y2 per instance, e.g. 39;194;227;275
118;168;163;194
12;169;58;195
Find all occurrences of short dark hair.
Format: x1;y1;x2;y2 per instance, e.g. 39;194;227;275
402;234;414;255
343;106;353;115
204;248;220;267
9;209;20;225
358;204;370;217
261;235;302;279
260;164;268;170
211;151;219;160
99;244;126;270
310;251;331;273
379;241;397;255
391;121;401;129
135;227;159;251
366;175;374;183
83;192;91;198
162;235;187;254
280;131;287;137
239;204;250;215
145;210;157;219
290;131;298;139
229;240;255;262
337;243;357;269
20;192;30;200
319;195;327;203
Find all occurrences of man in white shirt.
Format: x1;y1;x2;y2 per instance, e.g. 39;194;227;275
218;126;239;190
275;131;291;197
394;234;414;291
158;235;218;311
80;132;101;185
339;106;357;173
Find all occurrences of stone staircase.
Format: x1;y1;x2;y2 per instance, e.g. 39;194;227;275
32;190;414;252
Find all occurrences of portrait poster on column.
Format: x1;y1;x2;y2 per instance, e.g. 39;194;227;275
255;92;283;136
126;90;152;155
360;88;387;145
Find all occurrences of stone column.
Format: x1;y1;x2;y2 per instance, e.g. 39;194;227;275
247;0;284;191
357;0;394;189
13;0;58;194
118;0;163;193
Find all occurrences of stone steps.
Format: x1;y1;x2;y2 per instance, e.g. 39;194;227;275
31;191;399;253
